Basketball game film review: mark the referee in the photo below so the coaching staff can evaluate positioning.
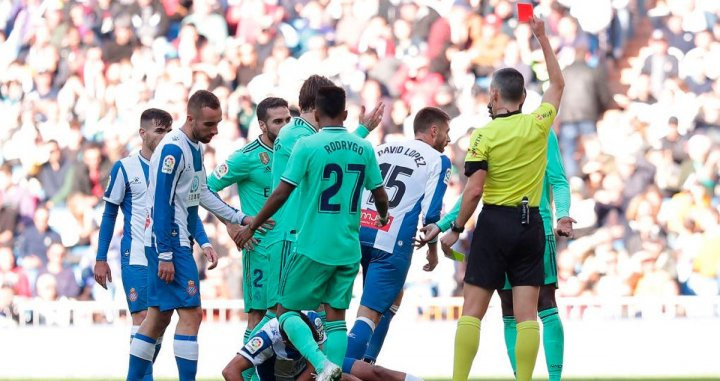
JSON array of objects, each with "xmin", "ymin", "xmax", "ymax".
[{"xmin": 441, "ymin": 17, "xmax": 564, "ymax": 381}]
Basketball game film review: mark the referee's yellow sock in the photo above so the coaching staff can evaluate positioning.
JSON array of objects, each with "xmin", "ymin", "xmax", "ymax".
[
  {"xmin": 515, "ymin": 320, "xmax": 540, "ymax": 381},
  {"xmin": 452, "ymin": 316, "xmax": 480, "ymax": 381}
]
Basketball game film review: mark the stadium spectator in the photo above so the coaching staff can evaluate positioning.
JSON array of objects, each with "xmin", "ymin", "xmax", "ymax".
[
  {"xmin": 15, "ymin": 205, "xmax": 61, "ymax": 270},
  {"xmin": 39, "ymin": 243, "xmax": 80, "ymax": 299},
  {"xmin": 0, "ymin": 246, "xmax": 31, "ymax": 298}
]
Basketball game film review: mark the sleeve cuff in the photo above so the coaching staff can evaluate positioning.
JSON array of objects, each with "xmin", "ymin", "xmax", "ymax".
[
  {"xmin": 437, "ymin": 219, "xmax": 452, "ymax": 233},
  {"xmin": 356, "ymin": 124, "xmax": 369, "ymax": 137},
  {"xmin": 201, "ymin": 243, "xmax": 213, "ymax": 249},
  {"xmin": 158, "ymin": 252, "xmax": 173, "ymax": 261},
  {"xmin": 281, "ymin": 177, "xmax": 298, "ymax": 186},
  {"xmin": 231, "ymin": 211, "xmax": 246, "ymax": 224}
]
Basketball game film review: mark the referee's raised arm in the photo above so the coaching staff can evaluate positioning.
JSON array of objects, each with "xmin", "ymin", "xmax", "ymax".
[
  {"xmin": 443, "ymin": 16, "xmax": 564, "ymax": 381},
  {"xmin": 533, "ymin": 16, "xmax": 565, "ymax": 112}
]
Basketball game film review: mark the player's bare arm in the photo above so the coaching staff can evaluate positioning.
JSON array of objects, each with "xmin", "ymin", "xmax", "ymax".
[{"xmin": 370, "ymin": 186, "xmax": 390, "ymax": 226}]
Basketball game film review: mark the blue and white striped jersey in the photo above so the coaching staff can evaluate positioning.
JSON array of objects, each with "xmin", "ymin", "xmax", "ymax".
[
  {"xmin": 239, "ymin": 311, "xmax": 325, "ymax": 374},
  {"xmin": 103, "ymin": 153, "xmax": 150, "ymax": 266},
  {"xmin": 359, "ymin": 139, "xmax": 451, "ymax": 254},
  {"xmin": 144, "ymin": 128, "xmax": 244, "ymax": 261}
]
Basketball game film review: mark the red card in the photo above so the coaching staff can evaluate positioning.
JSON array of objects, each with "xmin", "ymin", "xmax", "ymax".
[{"xmin": 517, "ymin": 3, "xmax": 533, "ymax": 23}]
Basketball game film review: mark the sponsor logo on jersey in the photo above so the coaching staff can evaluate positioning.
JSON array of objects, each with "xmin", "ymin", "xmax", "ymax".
[
  {"xmin": 191, "ymin": 176, "xmax": 200, "ymax": 192},
  {"xmin": 360, "ymin": 209, "xmax": 393, "ymax": 232},
  {"xmin": 145, "ymin": 213, "xmax": 151, "ymax": 229},
  {"xmin": 214, "ymin": 163, "xmax": 229, "ymax": 178},
  {"xmin": 443, "ymin": 168, "xmax": 451, "ymax": 185},
  {"xmin": 128, "ymin": 288, "xmax": 138, "ymax": 302},
  {"xmin": 130, "ymin": 176, "xmax": 142, "ymax": 185},
  {"xmin": 259, "ymin": 152, "xmax": 270, "ymax": 165},
  {"xmin": 161, "ymin": 155, "xmax": 175, "ymax": 174},
  {"xmin": 187, "ymin": 280, "xmax": 197, "ymax": 296},
  {"xmin": 246, "ymin": 337, "xmax": 264, "ymax": 354}
]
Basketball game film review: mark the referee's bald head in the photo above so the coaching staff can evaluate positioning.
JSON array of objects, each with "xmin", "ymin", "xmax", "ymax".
[{"xmin": 490, "ymin": 68, "xmax": 525, "ymax": 103}]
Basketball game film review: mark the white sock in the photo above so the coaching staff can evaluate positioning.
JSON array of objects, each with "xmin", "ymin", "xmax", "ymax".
[
  {"xmin": 130, "ymin": 325, "xmax": 140, "ymax": 343},
  {"xmin": 405, "ymin": 374, "xmax": 423, "ymax": 381}
]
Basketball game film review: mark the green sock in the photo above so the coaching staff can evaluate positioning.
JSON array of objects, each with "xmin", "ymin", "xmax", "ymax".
[
  {"xmin": 279, "ymin": 312, "xmax": 329, "ymax": 372},
  {"xmin": 502, "ymin": 316, "xmax": 517, "ymax": 375},
  {"xmin": 539, "ymin": 308, "xmax": 564, "ymax": 381},
  {"xmin": 323, "ymin": 320, "xmax": 348, "ymax": 366},
  {"xmin": 452, "ymin": 316, "xmax": 480, "ymax": 381},
  {"xmin": 247, "ymin": 312, "xmax": 275, "ymax": 381},
  {"xmin": 241, "ymin": 328, "xmax": 254, "ymax": 381},
  {"xmin": 515, "ymin": 320, "xmax": 540, "ymax": 381},
  {"xmin": 318, "ymin": 309, "xmax": 327, "ymax": 328}
]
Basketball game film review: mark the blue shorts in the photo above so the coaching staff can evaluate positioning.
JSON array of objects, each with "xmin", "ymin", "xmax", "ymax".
[
  {"xmin": 121, "ymin": 264, "xmax": 148, "ymax": 314},
  {"xmin": 146, "ymin": 246, "xmax": 201, "ymax": 312},
  {"xmin": 359, "ymin": 245, "xmax": 412, "ymax": 314}
]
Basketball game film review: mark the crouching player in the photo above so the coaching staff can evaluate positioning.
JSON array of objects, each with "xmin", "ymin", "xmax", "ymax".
[{"xmin": 222, "ymin": 312, "xmax": 423, "ymax": 381}]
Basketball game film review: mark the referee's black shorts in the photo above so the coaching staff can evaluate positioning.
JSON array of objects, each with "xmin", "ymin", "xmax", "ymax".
[{"xmin": 464, "ymin": 204, "xmax": 545, "ymax": 290}]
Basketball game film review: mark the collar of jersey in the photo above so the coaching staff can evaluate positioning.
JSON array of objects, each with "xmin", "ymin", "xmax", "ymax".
[
  {"xmin": 296, "ymin": 117, "xmax": 318, "ymax": 133},
  {"xmin": 137, "ymin": 152, "xmax": 150, "ymax": 165},
  {"xmin": 322, "ymin": 126, "xmax": 347, "ymax": 132},
  {"xmin": 180, "ymin": 130, "xmax": 200, "ymax": 148},
  {"xmin": 493, "ymin": 109, "xmax": 522, "ymax": 119},
  {"xmin": 257, "ymin": 136, "xmax": 273, "ymax": 151}
]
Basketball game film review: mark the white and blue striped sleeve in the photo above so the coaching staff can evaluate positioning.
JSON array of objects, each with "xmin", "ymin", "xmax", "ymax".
[
  {"xmin": 153, "ymin": 144, "xmax": 184, "ymax": 261},
  {"xmin": 103, "ymin": 161, "xmax": 127, "ymax": 205},
  {"xmin": 420, "ymin": 155, "xmax": 452, "ymax": 225}
]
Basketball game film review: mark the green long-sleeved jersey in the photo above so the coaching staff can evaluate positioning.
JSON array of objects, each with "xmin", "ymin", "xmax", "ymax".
[{"xmin": 438, "ymin": 130, "xmax": 569, "ymax": 235}]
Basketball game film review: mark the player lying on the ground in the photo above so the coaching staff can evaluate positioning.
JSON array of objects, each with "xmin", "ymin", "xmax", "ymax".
[{"xmin": 222, "ymin": 311, "xmax": 423, "ymax": 381}]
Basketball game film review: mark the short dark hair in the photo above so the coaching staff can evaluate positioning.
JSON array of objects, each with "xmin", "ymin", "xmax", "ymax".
[
  {"xmin": 256, "ymin": 97, "xmax": 289, "ymax": 123},
  {"xmin": 187, "ymin": 90, "xmax": 221, "ymax": 114},
  {"xmin": 491, "ymin": 68, "xmax": 525, "ymax": 102},
  {"xmin": 140, "ymin": 108, "xmax": 173, "ymax": 128},
  {"xmin": 315, "ymin": 86, "xmax": 346, "ymax": 119},
  {"xmin": 413, "ymin": 107, "xmax": 450, "ymax": 134},
  {"xmin": 299, "ymin": 75, "xmax": 335, "ymax": 112}
]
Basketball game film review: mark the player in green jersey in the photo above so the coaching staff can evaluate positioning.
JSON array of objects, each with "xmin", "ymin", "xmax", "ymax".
[
  {"xmin": 236, "ymin": 86, "xmax": 389, "ymax": 381},
  {"xmin": 419, "ymin": 129, "xmax": 575, "ymax": 381},
  {"xmin": 208, "ymin": 97, "xmax": 291, "ymax": 381},
  {"xmin": 230, "ymin": 75, "xmax": 384, "ymax": 330}
]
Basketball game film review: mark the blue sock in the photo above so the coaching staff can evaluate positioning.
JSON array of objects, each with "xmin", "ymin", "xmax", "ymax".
[
  {"xmin": 141, "ymin": 336, "xmax": 163, "ymax": 381},
  {"xmin": 342, "ymin": 357, "xmax": 357, "ymax": 374},
  {"xmin": 364, "ymin": 305, "xmax": 397, "ymax": 362},
  {"xmin": 128, "ymin": 334, "xmax": 156, "ymax": 381},
  {"xmin": 174, "ymin": 335, "xmax": 198, "ymax": 381},
  {"xmin": 153, "ymin": 336, "xmax": 163, "ymax": 362},
  {"xmin": 346, "ymin": 317, "xmax": 375, "ymax": 360}
]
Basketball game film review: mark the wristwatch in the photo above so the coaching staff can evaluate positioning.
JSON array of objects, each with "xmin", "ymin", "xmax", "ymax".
[{"xmin": 450, "ymin": 221, "xmax": 465, "ymax": 233}]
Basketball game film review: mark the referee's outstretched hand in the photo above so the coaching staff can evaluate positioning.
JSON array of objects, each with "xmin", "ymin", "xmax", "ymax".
[{"xmin": 556, "ymin": 216, "xmax": 576, "ymax": 238}]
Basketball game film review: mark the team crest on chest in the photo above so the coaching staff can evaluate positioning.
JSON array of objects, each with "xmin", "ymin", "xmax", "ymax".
[
  {"xmin": 259, "ymin": 152, "xmax": 270, "ymax": 165},
  {"xmin": 187, "ymin": 280, "xmax": 197, "ymax": 296},
  {"xmin": 191, "ymin": 176, "xmax": 200, "ymax": 192},
  {"xmin": 128, "ymin": 288, "xmax": 138, "ymax": 302}
]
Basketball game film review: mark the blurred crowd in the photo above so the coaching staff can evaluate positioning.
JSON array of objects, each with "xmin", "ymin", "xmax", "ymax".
[{"xmin": 1, "ymin": 0, "xmax": 719, "ymax": 325}]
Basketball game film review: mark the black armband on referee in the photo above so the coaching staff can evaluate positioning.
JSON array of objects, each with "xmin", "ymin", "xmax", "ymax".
[{"xmin": 465, "ymin": 160, "xmax": 488, "ymax": 177}]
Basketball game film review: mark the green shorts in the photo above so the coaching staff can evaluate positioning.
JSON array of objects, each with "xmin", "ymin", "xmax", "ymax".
[
  {"xmin": 265, "ymin": 239, "xmax": 295, "ymax": 308},
  {"xmin": 242, "ymin": 245, "xmax": 270, "ymax": 312},
  {"xmin": 503, "ymin": 234, "xmax": 557, "ymax": 290},
  {"xmin": 278, "ymin": 251, "xmax": 359, "ymax": 311}
]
